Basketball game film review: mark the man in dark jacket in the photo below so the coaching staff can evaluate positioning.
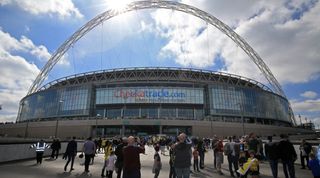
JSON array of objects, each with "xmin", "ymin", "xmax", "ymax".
[
  {"xmin": 278, "ymin": 134, "xmax": 297, "ymax": 178},
  {"xmin": 115, "ymin": 137, "xmax": 127, "ymax": 178},
  {"xmin": 50, "ymin": 138, "xmax": 61, "ymax": 159},
  {"xmin": 173, "ymin": 133, "xmax": 192, "ymax": 178},
  {"xmin": 63, "ymin": 136, "xmax": 77, "ymax": 172},
  {"xmin": 300, "ymin": 139, "xmax": 312, "ymax": 169},
  {"xmin": 123, "ymin": 136, "xmax": 145, "ymax": 178},
  {"xmin": 265, "ymin": 136, "xmax": 279, "ymax": 178},
  {"xmin": 197, "ymin": 139, "xmax": 206, "ymax": 169}
]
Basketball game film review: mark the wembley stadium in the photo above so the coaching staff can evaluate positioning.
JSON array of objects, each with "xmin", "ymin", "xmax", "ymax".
[
  {"xmin": 0, "ymin": 1, "xmax": 315, "ymax": 139},
  {"xmin": 1, "ymin": 67, "xmax": 307, "ymax": 139}
]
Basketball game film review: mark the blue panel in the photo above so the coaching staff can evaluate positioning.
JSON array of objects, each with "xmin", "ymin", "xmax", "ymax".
[{"xmin": 208, "ymin": 85, "xmax": 291, "ymax": 123}]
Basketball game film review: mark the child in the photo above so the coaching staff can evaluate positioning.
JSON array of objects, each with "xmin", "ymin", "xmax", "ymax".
[
  {"xmin": 101, "ymin": 141, "xmax": 113, "ymax": 177},
  {"xmin": 193, "ymin": 147, "xmax": 200, "ymax": 172},
  {"xmin": 153, "ymin": 145, "xmax": 162, "ymax": 178},
  {"xmin": 308, "ymin": 153, "xmax": 320, "ymax": 178},
  {"xmin": 248, "ymin": 150, "xmax": 259, "ymax": 178},
  {"xmin": 238, "ymin": 150, "xmax": 259, "ymax": 178}
]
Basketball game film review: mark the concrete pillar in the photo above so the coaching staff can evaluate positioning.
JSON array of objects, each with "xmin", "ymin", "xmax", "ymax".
[
  {"xmin": 159, "ymin": 125, "xmax": 163, "ymax": 134},
  {"xmin": 121, "ymin": 125, "xmax": 125, "ymax": 136}
]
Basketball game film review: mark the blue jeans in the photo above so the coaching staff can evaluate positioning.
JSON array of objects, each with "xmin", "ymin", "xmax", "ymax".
[
  {"xmin": 175, "ymin": 167, "xmax": 190, "ymax": 178},
  {"xmin": 282, "ymin": 160, "xmax": 295, "ymax": 178},
  {"xmin": 269, "ymin": 159, "xmax": 278, "ymax": 178}
]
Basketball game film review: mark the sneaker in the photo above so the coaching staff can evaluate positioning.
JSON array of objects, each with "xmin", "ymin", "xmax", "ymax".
[{"xmin": 70, "ymin": 168, "xmax": 74, "ymax": 172}]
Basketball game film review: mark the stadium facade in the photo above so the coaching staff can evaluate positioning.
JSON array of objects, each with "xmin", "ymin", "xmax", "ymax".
[{"xmin": 1, "ymin": 67, "xmax": 312, "ymax": 139}]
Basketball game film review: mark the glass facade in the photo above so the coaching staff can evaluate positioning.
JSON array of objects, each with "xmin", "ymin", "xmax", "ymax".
[
  {"xmin": 209, "ymin": 85, "xmax": 290, "ymax": 123},
  {"xmin": 97, "ymin": 106, "xmax": 204, "ymax": 120},
  {"xmin": 18, "ymin": 86, "xmax": 91, "ymax": 122},
  {"xmin": 96, "ymin": 87, "xmax": 204, "ymax": 104},
  {"xmin": 17, "ymin": 72, "xmax": 292, "ymax": 126}
]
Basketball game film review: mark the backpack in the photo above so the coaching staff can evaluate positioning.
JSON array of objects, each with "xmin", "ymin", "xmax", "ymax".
[{"xmin": 224, "ymin": 142, "xmax": 232, "ymax": 155}]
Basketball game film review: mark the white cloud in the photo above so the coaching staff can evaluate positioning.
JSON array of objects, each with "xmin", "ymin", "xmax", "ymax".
[
  {"xmin": 143, "ymin": 0, "xmax": 320, "ymax": 85},
  {"xmin": 0, "ymin": 0, "xmax": 83, "ymax": 19},
  {"xmin": 148, "ymin": 9, "xmax": 225, "ymax": 68},
  {"xmin": 291, "ymin": 98, "xmax": 320, "ymax": 126},
  {"xmin": 0, "ymin": 30, "xmax": 51, "ymax": 61},
  {"xmin": 0, "ymin": 49, "xmax": 40, "ymax": 122},
  {"xmin": 311, "ymin": 117, "xmax": 320, "ymax": 128},
  {"xmin": 0, "ymin": 28, "xmax": 54, "ymax": 122},
  {"xmin": 291, "ymin": 99, "xmax": 320, "ymax": 112},
  {"xmin": 300, "ymin": 91, "xmax": 318, "ymax": 99}
]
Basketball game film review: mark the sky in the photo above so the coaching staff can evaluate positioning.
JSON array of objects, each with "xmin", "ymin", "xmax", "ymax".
[{"xmin": 0, "ymin": 0, "xmax": 319, "ymax": 127}]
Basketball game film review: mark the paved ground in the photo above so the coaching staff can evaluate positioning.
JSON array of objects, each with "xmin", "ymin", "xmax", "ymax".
[{"xmin": 0, "ymin": 146, "xmax": 314, "ymax": 178}]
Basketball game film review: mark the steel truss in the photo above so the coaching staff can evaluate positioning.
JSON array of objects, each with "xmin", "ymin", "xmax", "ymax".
[
  {"xmin": 25, "ymin": 0, "xmax": 295, "ymax": 124},
  {"xmin": 40, "ymin": 67, "xmax": 272, "ymax": 92}
]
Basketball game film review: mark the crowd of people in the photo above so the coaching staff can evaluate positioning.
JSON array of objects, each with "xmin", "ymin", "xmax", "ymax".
[{"xmin": 29, "ymin": 132, "xmax": 320, "ymax": 178}]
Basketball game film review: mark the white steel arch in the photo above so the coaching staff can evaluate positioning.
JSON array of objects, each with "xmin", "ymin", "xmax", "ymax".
[
  {"xmin": 28, "ymin": 0, "xmax": 284, "ymax": 96},
  {"xmin": 26, "ymin": 0, "xmax": 295, "ymax": 124}
]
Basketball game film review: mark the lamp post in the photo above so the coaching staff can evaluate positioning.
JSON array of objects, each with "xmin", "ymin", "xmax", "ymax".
[
  {"xmin": 95, "ymin": 114, "xmax": 101, "ymax": 137},
  {"xmin": 55, "ymin": 100, "xmax": 63, "ymax": 138},
  {"xmin": 237, "ymin": 103, "xmax": 245, "ymax": 136}
]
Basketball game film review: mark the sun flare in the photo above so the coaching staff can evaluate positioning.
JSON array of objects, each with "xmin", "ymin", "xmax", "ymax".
[{"xmin": 107, "ymin": 0, "xmax": 131, "ymax": 11}]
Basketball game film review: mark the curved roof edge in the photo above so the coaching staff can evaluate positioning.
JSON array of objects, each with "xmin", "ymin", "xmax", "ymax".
[{"xmin": 37, "ymin": 67, "xmax": 273, "ymax": 93}]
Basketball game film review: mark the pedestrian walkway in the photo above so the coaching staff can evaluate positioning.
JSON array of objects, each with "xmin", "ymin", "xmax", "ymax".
[{"xmin": 0, "ymin": 146, "xmax": 314, "ymax": 178}]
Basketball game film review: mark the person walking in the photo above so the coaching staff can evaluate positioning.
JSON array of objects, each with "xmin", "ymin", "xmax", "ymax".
[
  {"xmin": 122, "ymin": 136, "xmax": 145, "ymax": 178},
  {"xmin": 101, "ymin": 140, "xmax": 113, "ymax": 177},
  {"xmin": 63, "ymin": 136, "xmax": 77, "ymax": 172},
  {"xmin": 231, "ymin": 136, "xmax": 241, "ymax": 177},
  {"xmin": 82, "ymin": 137, "xmax": 96, "ymax": 173},
  {"xmin": 225, "ymin": 136, "xmax": 239, "ymax": 177},
  {"xmin": 197, "ymin": 139, "xmax": 206, "ymax": 169},
  {"xmin": 169, "ymin": 143, "xmax": 176, "ymax": 178},
  {"xmin": 50, "ymin": 138, "xmax": 61, "ymax": 159},
  {"xmin": 115, "ymin": 137, "xmax": 127, "ymax": 178},
  {"xmin": 278, "ymin": 134, "xmax": 297, "ymax": 178},
  {"xmin": 308, "ymin": 153, "xmax": 320, "ymax": 178},
  {"xmin": 212, "ymin": 135, "xmax": 219, "ymax": 169},
  {"xmin": 30, "ymin": 139, "xmax": 50, "ymax": 164},
  {"xmin": 248, "ymin": 133, "xmax": 260, "ymax": 156},
  {"xmin": 300, "ymin": 139, "xmax": 312, "ymax": 169},
  {"xmin": 173, "ymin": 133, "xmax": 192, "ymax": 178},
  {"xmin": 105, "ymin": 151, "xmax": 117, "ymax": 178},
  {"xmin": 216, "ymin": 139, "xmax": 224, "ymax": 175},
  {"xmin": 192, "ymin": 147, "xmax": 200, "ymax": 172},
  {"xmin": 153, "ymin": 145, "xmax": 162, "ymax": 178},
  {"xmin": 264, "ymin": 136, "xmax": 279, "ymax": 178}
]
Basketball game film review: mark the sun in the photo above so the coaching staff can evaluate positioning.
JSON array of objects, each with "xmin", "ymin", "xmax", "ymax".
[{"xmin": 107, "ymin": 0, "xmax": 132, "ymax": 11}]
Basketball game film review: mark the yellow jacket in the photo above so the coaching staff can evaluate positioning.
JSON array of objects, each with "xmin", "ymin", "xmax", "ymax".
[
  {"xmin": 104, "ymin": 145, "xmax": 112, "ymax": 160},
  {"xmin": 248, "ymin": 157, "xmax": 259, "ymax": 171}
]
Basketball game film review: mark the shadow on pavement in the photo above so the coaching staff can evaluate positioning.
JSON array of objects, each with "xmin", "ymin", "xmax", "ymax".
[
  {"xmin": 27, "ymin": 163, "xmax": 39, "ymax": 167},
  {"xmin": 56, "ymin": 172, "xmax": 71, "ymax": 178},
  {"xmin": 75, "ymin": 172, "xmax": 92, "ymax": 178}
]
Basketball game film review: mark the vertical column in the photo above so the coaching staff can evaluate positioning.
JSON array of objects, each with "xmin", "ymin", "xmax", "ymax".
[
  {"xmin": 159, "ymin": 125, "xmax": 163, "ymax": 135},
  {"xmin": 121, "ymin": 125, "xmax": 125, "ymax": 136},
  {"xmin": 54, "ymin": 119, "xmax": 59, "ymax": 138}
]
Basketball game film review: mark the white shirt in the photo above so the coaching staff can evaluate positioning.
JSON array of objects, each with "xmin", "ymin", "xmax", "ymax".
[{"xmin": 106, "ymin": 155, "xmax": 117, "ymax": 171}]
